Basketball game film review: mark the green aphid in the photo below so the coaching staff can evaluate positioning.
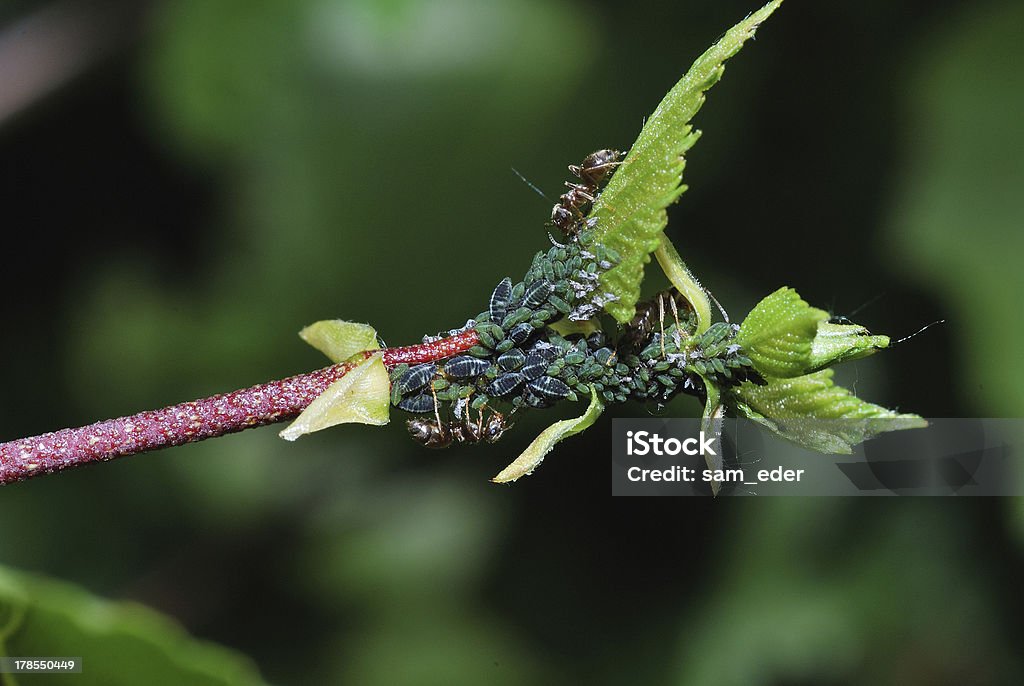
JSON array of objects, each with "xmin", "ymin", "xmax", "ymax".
[
  {"xmin": 657, "ymin": 374, "xmax": 674, "ymax": 387},
  {"xmin": 712, "ymin": 358, "xmax": 726, "ymax": 374},
  {"xmin": 468, "ymin": 345, "xmax": 492, "ymax": 358},
  {"xmin": 694, "ymin": 360, "xmax": 708, "ymax": 375},
  {"xmin": 564, "ymin": 374, "xmax": 579, "ymax": 386},
  {"xmin": 477, "ymin": 328, "xmax": 498, "ymax": 349},
  {"xmin": 653, "ymin": 360, "xmax": 671, "ymax": 372},
  {"xmin": 566, "ymin": 391, "xmax": 578, "ymax": 402},
  {"xmin": 471, "ymin": 395, "xmax": 488, "ymax": 411},
  {"xmin": 510, "ymin": 282, "xmax": 525, "ymax": 301},
  {"xmin": 542, "ymin": 261, "xmax": 555, "ymax": 281},
  {"xmin": 548, "ymin": 295, "xmax": 571, "ymax": 314},
  {"xmin": 432, "ymin": 378, "xmax": 449, "ymax": 391},
  {"xmin": 501, "ymin": 307, "xmax": 534, "ymax": 330},
  {"xmin": 565, "ymin": 351, "xmax": 586, "ymax": 365},
  {"xmin": 389, "ymin": 363, "xmax": 410, "ymax": 383},
  {"xmin": 602, "ymin": 390, "xmax": 615, "ymax": 402},
  {"xmin": 495, "ymin": 339, "xmax": 515, "ymax": 354},
  {"xmin": 477, "ymin": 322, "xmax": 504, "ymax": 340}
]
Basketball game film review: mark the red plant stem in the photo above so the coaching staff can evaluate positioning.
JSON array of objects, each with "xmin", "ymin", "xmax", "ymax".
[{"xmin": 0, "ymin": 330, "xmax": 479, "ymax": 485}]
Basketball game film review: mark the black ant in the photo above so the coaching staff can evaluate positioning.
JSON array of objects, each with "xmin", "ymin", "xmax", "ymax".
[
  {"xmin": 550, "ymin": 149, "xmax": 623, "ymax": 238},
  {"xmin": 618, "ymin": 289, "xmax": 692, "ymax": 357},
  {"xmin": 407, "ymin": 391, "xmax": 511, "ymax": 449}
]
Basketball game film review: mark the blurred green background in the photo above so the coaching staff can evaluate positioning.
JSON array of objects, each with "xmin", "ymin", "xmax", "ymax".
[{"xmin": 2, "ymin": 0, "xmax": 1023, "ymax": 683}]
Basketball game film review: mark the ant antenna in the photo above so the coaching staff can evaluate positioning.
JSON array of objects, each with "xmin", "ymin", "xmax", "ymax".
[
  {"xmin": 511, "ymin": 167, "xmax": 550, "ymax": 202},
  {"xmin": 893, "ymin": 320, "xmax": 945, "ymax": 345},
  {"xmin": 706, "ymin": 288, "xmax": 730, "ymax": 323}
]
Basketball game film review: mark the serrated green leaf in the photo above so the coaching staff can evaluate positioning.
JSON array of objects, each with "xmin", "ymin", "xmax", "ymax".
[
  {"xmin": 809, "ymin": 321, "xmax": 890, "ymax": 371},
  {"xmin": 738, "ymin": 287, "xmax": 828, "ymax": 377},
  {"xmin": 733, "ymin": 370, "xmax": 926, "ymax": 453},
  {"xmin": 0, "ymin": 565, "xmax": 265, "ymax": 686},
  {"xmin": 299, "ymin": 320, "xmax": 379, "ymax": 363},
  {"xmin": 280, "ymin": 354, "xmax": 390, "ymax": 440},
  {"xmin": 654, "ymin": 235, "xmax": 713, "ymax": 333},
  {"xmin": 588, "ymin": 0, "xmax": 783, "ymax": 323},
  {"xmin": 491, "ymin": 388, "xmax": 603, "ymax": 483}
]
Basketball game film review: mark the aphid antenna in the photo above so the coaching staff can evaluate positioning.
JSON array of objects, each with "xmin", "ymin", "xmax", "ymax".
[
  {"xmin": 510, "ymin": 167, "xmax": 550, "ymax": 203},
  {"xmin": 848, "ymin": 293, "xmax": 885, "ymax": 318},
  {"xmin": 893, "ymin": 320, "xmax": 946, "ymax": 346}
]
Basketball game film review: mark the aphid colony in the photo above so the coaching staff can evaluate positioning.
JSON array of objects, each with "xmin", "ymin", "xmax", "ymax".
[{"xmin": 391, "ymin": 148, "xmax": 762, "ymax": 448}]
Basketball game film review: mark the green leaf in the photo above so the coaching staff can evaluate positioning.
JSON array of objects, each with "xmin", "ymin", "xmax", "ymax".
[
  {"xmin": 808, "ymin": 321, "xmax": 890, "ymax": 371},
  {"xmin": 491, "ymin": 388, "xmax": 604, "ymax": 483},
  {"xmin": 733, "ymin": 370, "xmax": 926, "ymax": 453},
  {"xmin": 588, "ymin": 0, "xmax": 783, "ymax": 323},
  {"xmin": 654, "ymin": 235, "xmax": 713, "ymax": 334},
  {"xmin": 280, "ymin": 354, "xmax": 390, "ymax": 441},
  {"xmin": 299, "ymin": 320, "xmax": 379, "ymax": 363},
  {"xmin": 0, "ymin": 565, "xmax": 265, "ymax": 686},
  {"xmin": 738, "ymin": 287, "xmax": 828, "ymax": 378}
]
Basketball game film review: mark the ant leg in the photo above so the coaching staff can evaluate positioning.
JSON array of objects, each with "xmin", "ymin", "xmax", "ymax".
[
  {"xmin": 658, "ymin": 293, "xmax": 666, "ymax": 359},
  {"xmin": 430, "ymin": 384, "xmax": 442, "ymax": 428},
  {"xmin": 669, "ymin": 294, "xmax": 682, "ymax": 350}
]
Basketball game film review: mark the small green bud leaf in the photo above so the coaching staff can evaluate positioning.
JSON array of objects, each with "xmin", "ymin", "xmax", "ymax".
[
  {"xmin": 492, "ymin": 387, "xmax": 604, "ymax": 483},
  {"xmin": 299, "ymin": 320, "xmax": 379, "ymax": 363},
  {"xmin": 808, "ymin": 321, "xmax": 890, "ymax": 371},
  {"xmin": 280, "ymin": 354, "xmax": 390, "ymax": 440},
  {"xmin": 732, "ymin": 370, "xmax": 926, "ymax": 453},
  {"xmin": 738, "ymin": 287, "xmax": 828, "ymax": 378}
]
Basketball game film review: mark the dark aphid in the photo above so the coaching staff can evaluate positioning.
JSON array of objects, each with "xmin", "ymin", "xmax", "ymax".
[
  {"xmin": 508, "ymin": 322, "xmax": 534, "ymax": 345},
  {"xmin": 569, "ymin": 149, "xmax": 623, "ymax": 187},
  {"xmin": 528, "ymin": 344, "xmax": 558, "ymax": 361},
  {"xmin": 398, "ymin": 393, "xmax": 435, "ymax": 414},
  {"xmin": 488, "ymin": 372, "xmax": 525, "ymax": 397},
  {"xmin": 497, "ymin": 348, "xmax": 526, "ymax": 371},
  {"xmin": 594, "ymin": 347, "xmax": 615, "ymax": 366},
  {"xmin": 519, "ymin": 353, "xmax": 548, "ymax": 381},
  {"xmin": 445, "ymin": 356, "xmax": 491, "ymax": 379},
  {"xmin": 522, "ymin": 279, "xmax": 554, "ymax": 308},
  {"xmin": 528, "ymin": 376, "xmax": 571, "ymax": 401},
  {"xmin": 489, "ymin": 278, "xmax": 513, "ymax": 322},
  {"xmin": 396, "ymin": 364, "xmax": 437, "ymax": 395}
]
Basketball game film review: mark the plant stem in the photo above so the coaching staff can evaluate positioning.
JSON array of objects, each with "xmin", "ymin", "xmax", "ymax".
[{"xmin": 0, "ymin": 330, "xmax": 479, "ymax": 485}]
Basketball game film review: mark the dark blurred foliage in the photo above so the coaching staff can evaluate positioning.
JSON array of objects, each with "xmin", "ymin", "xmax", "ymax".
[{"xmin": 1, "ymin": 0, "xmax": 1023, "ymax": 683}]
